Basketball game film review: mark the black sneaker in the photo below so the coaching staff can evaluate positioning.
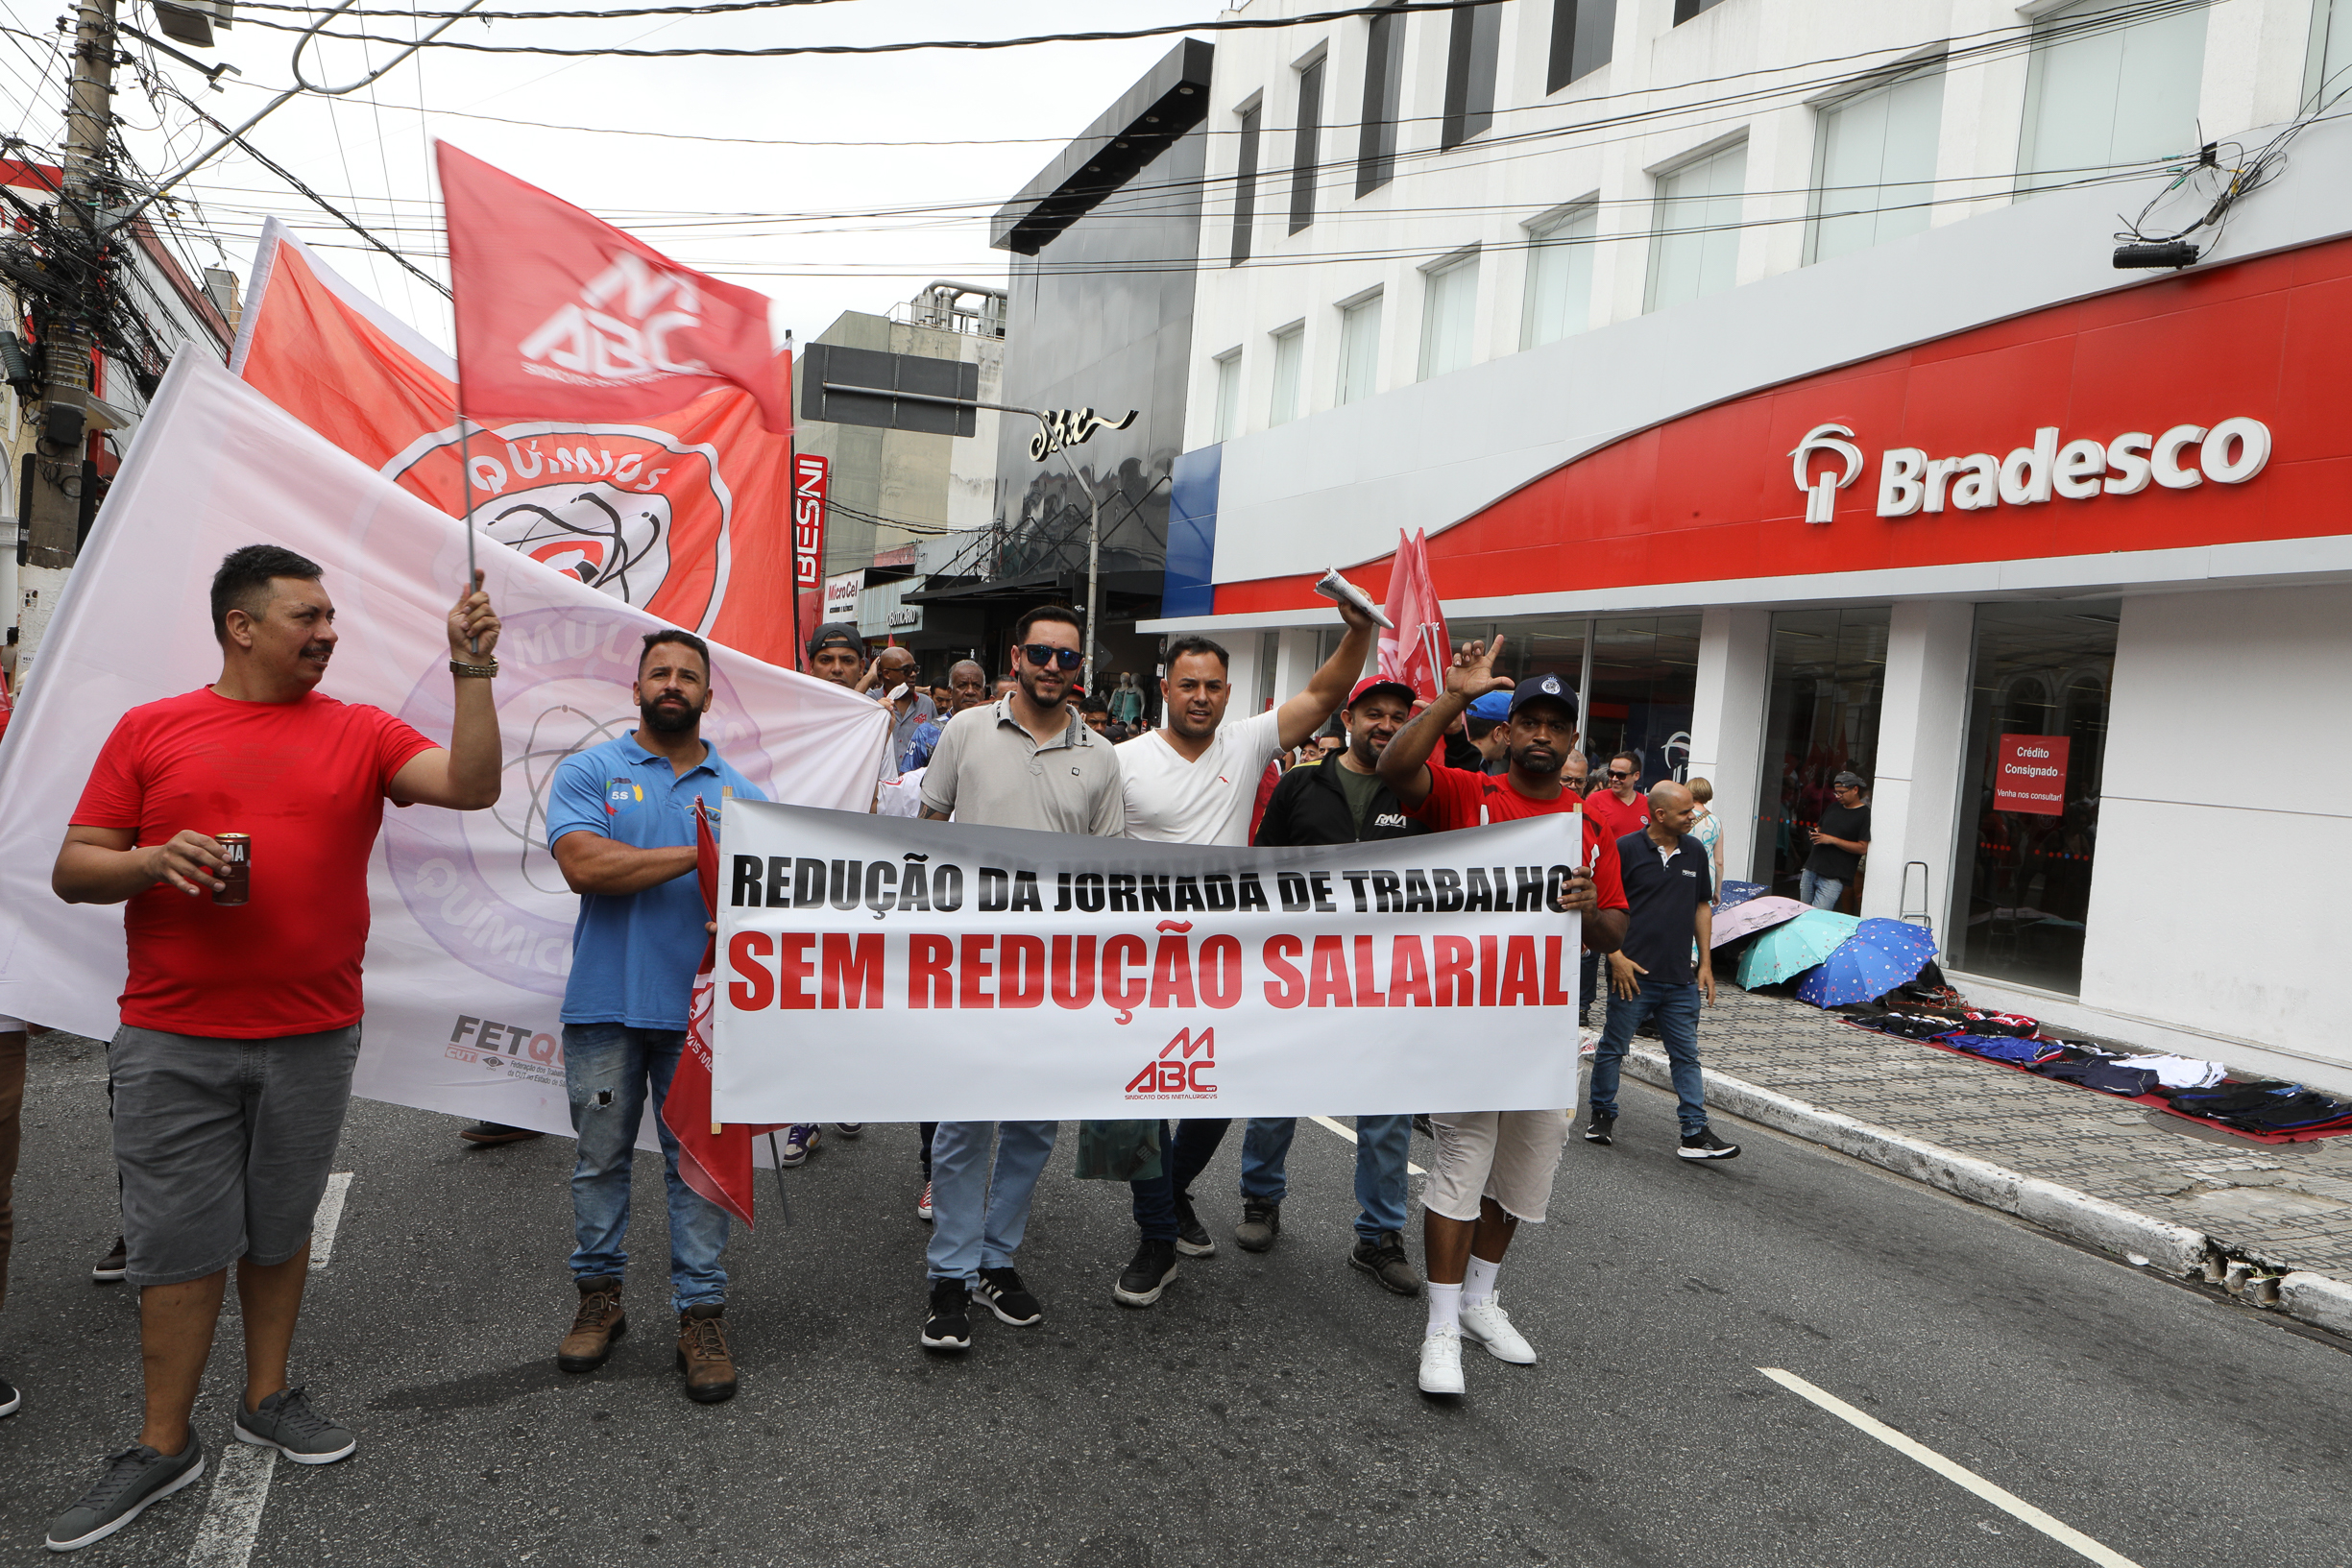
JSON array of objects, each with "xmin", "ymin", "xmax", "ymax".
[
  {"xmin": 975, "ymin": 1266, "xmax": 1044, "ymax": 1327},
  {"xmin": 1679, "ymin": 1127, "xmax": 1741, "ymax": 1161},
  {"xmin": 1412, "ymin": 1114, "xmax": 1434, "ymax": 1137},
  {"xmin": 0, "ymin": 1375, "xmax": 18, "ymax": 1418},
  {"xmin": 1348, "ymin": 1231, "xmax": 1423, "ymax": 1296},
  {"xmin": 920, "ymin": 1278, "xmax": 972, "ymax": 1351},
  {"xmin": 1582, "ymin": 1114, "xmax": 1615, "ymax": 1146},
  {"xmin": 91, "ymin": 1237, "xmax": 126, "ymax": 1283},
  {"xmin": 1234, "ymin": 1197, "xmax": 1280, "ymax": 1253},
  {"xmin": 1173, "ymin": 1194, "xmax": 1217, "ymax": 1258},
  {"xmin": 44, "ymin": 1435, "xmax": 205, "ymax": 1552},
  {"xmin": 1113, "ymin": 1239, "xmax": 1178, "ymax": 1307}
]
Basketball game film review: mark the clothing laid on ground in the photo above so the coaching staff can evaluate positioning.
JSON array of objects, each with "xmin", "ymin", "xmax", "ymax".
[
  {"xmin": 1582, "ymin": 786, "xmax": 1651, "ymax": 847},
  {"xmin": 1613, "ymin": 828, "xmax": 1713, "ymax": 986},
  {"xmin": 547, "ymin": 733, "xmax": 767, "ymax": 1030},
  {"xmin": 1253, "ymin": 756, "xmax": 1431, "ymax": 847},
  {"xmin": 71, "ymin": 687, "xmax": 438, "ymax": 1035},
  {"xmin": 2032, "ymin": 1057, "xmax": 2162, "ymax": 1097},
  {"xmin": 1117, "ymin": 708, "xmax": 1285, "ymax": 846},
  {"xmin": 2118, "ymin": 1053, "xmax": 2229, "ymax": 1090},
  {"xmin": 1940, "ymin": 1033, "xmax": 2068, "ymax": 1065},
  {"xmin": 919, "ymin": 698, "xmax": 1124, "ymax": 834},
  {"xmin": 1806, "ymin": 802, "xmax": 1872, "ymax": 881},
  {"xmin": 1404, "ymin": 767, "xmax": 1631, "ymax": 915}
]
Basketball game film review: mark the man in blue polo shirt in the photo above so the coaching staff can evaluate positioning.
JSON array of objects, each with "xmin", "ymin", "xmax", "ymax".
[
  {"xmin": 1582, "ymin": 779, "xmax": 1739, "ymax": 1161},
  {"xmin": 543, "ymin": 630, "xmax": 766, "ymax": 1403}
]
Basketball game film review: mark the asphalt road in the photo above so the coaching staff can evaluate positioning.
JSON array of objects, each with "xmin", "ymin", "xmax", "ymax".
[{"xmin": 2, "ymin": 1027, "xmax": 2348, "ymax": 1568}]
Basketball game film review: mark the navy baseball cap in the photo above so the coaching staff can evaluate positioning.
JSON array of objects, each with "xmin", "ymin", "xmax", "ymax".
[
  {"xmin": 1507, "ymin": 671, "xmax": 1578, "ymax": 723},
  {"xmin": 1465, "ymin": 690, "xmax": 1513, "ymax": 723}
]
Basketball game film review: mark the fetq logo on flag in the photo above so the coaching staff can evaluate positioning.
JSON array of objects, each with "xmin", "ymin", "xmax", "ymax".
[{"xmin": 437, "ymin": 143, "xmax": 792, "ymax": 433}]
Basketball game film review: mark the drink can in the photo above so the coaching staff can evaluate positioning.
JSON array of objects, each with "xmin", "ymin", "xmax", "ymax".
[{"xmin": 214, "ymin": 833, "xmax": 251, "ymax": 906}]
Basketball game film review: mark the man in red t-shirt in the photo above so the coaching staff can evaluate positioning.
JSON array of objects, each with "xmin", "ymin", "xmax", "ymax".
[
  {"xmin": 1584, "ymin": 749, "xmax": 1652, "ymax": 845},
  {"xmin": 41, "ymin": 543, "xmax": 504, "ymax": 1552},
  {"xmin": 1376, "ymin": 636, "xmax": 1629, "ymax": 1401}
]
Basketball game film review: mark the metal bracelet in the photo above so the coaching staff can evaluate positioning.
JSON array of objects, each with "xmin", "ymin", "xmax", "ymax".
[{"xmin": 449, "ymin": 659, "xmax": 500, "ymax": 679}]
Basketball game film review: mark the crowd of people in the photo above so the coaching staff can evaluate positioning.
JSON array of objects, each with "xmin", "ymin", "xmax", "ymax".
[{"xmin": 0, "ymin": 544, "xmax": 1753, "ymax": 1551}]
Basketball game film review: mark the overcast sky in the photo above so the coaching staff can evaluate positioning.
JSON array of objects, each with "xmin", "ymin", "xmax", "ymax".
[{"xmin": 14, "ymin": 0, "xmax": 1220, "ymax": 352}]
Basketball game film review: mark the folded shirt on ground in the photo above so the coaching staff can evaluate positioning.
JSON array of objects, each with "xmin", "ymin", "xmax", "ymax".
[
  {"xmin": 1941, "ymin": 1033, "xmax": 2067, "ymax": 1065},
  {"xmin": 2116, "ymin": 1052, "xmax": 2229, "ymax": 1090},
  {"xmin": 2033, "ymin": 1056, "xmax": 2161, "ymax": 1097}
]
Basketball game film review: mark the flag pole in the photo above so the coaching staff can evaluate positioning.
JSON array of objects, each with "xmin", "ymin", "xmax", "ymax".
[{"xmin": 456, "ymin": 410, "xmax": 480, "ymax": 653}]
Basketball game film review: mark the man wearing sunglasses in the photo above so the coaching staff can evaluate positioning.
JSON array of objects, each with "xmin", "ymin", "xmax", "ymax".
[
  {"xmin": 1107, "ymin": 599, "xmax": 1378, "ymax": 1309},
  {"xmin": 1584, "ymin": 751, "xmax": 1651, "ymax": 849},
  {"xmin": 913, "ymin": 605, "xmax": 1123, "ymax": 1353}
]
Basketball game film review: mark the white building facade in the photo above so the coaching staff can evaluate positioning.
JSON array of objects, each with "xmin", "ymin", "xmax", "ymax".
[{"xmin": 1148, "ymin": 0, "xmax": 2352, "ymax": 1088}]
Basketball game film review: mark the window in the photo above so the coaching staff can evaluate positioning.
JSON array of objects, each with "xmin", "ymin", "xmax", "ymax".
[
  {"xmin": 1357, "ymin": 1, "xmax": 1406, "ymax": 196},
  {"xmin": 1948, "ymin": 601, "xmax": 2119, "ymax": 994},
  {"xmin": 1212, "ymin": 350, "xmax": 1242, "ymax": 442},
  {"xmin": 1753, "ymin": 608, "xmax": 1890, "ymax": 905},
  {"xmin": 1230, "ymin": 105, "xmax": 1261, "ymax": 267},
  {"xmin": 1442, "ymin": 2, "xmax": 1501, "ymax": 150},
  {"xmin": 1672, "ymin": 0, "xmax": 1732, "ymax": 21},
  {"xmin": 1269, "ymin": 325, "xmax": 1304, "ymax": 426},
  {"xmin": 1645, "ymin": 140, "xmax": 1747, "ymax": 313},
  {"xmin": 1547, "ymin": 0, "xmax": 1614, "ymax": 92},
  {"xmin": 1521, "ymin": 205, "xmax": 1597, "ymax": 349},
  {"xmin": 1290, "ymin": 56, "xmax": 1324, "ymax": 234},
  {"xmin": 1337, "ymin": 292, "xmax": 1383, "ymax": 405},
  {"xmin": 2309, "ymin": 0, "xmax": 2352, "ymax": 109},
  {"xmin": 1418, "ymin": 253, "xmax": 1479, "ymax": 380},
  {"xmin": 1808, "ymin": 64, "xmax": 1945, "ymax": 265},
  {"xmin": 2017, "ymin": 0, "xmax": 2206, "ymax": 196}
]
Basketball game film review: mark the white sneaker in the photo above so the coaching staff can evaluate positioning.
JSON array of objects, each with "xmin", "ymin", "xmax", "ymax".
[
  {"xmin": 1418, "ymin": 1326, "xmax": 1466, "ymax": 1395},
  {"xmin": 1577, "ymin": 1026, "xmax": 1601, "ymax": 1057},
  {"xmin": 1459, "ymin": 1293, "xmax": 1537, "ymax": 1364},
  {"xmin": 916, "ymin": 1180, "xmax": 934, "ymax": 1221}
]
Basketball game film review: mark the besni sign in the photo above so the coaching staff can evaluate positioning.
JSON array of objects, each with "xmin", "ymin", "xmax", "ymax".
[{"xmin": 792, "ymin": 453, "xmax": 829, "ymax": 590}]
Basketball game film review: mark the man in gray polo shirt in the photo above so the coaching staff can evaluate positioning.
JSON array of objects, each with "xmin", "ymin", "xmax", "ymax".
[{"xmin": 914, "ymin": 604, "xmax": 1121, "ymax": 1352}]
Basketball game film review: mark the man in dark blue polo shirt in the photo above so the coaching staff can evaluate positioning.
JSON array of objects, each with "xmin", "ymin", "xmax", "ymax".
[
  {"xmin": 1583, "ymin": 780, "xmax": 1738, "ymax": 1161},
  {"xmin": 543, "ymin": 630, "xmax": 767, "ymax": 1402}
]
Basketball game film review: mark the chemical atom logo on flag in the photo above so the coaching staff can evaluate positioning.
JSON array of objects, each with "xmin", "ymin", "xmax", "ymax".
[
  {"xmin": 380, "ymin": 421, "xmax": 733, "ymax": 631},
  {"xmin": 1126, "ymin": 1028, "xmax": 1219, "ymax": 1100},
  {"xmin": 517, "ymin": 253, "xmax": 713, "ymax": 392}
]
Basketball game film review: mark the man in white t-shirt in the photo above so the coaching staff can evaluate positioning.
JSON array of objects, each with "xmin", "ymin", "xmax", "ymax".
[{"xmin": 1107, "ymin": 601, "xmax": 1377, "ymax": 1309}]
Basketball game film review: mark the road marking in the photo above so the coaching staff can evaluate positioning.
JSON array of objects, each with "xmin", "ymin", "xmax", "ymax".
[
  {"xmin": 184, "ymin": 1443, "xmax": 277, "ymax": 1568},
  {"xmin": 1309, "ymin": 1116, "xmax": 1427, "ymax": 1176},
  {"xmin": 1758, "ymin": 1368, "xmax": 2144, "ymax": 1568},
  {"xmin": 309, "ymin": 1172, "xmax": 354, "ymax": 1268}
]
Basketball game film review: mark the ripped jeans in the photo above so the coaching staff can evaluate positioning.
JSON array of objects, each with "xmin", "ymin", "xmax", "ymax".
[{"xmin": 563, "ymin": 1023, "xmax": 729, "ymax": 1313}]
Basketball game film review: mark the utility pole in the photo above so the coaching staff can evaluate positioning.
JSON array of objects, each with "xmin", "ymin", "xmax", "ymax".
[{"xmin": 14, "ymin": 0, "xmax": 119, "ymax": 683}]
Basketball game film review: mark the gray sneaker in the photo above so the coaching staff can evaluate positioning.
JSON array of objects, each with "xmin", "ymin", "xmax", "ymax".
[
  {"xmin": 45, "ymin": 1435, "xmax": 205, "ymax": 1552},
  {"xmin": 232, "ymin": 1386, "xmax": 355, "ymax": 1465}
]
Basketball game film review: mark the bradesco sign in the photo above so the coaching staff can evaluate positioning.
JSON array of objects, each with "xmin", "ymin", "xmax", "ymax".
[{"xmin": 1793, "ymin": 418, "xmax": 2272, "ymax": 524}]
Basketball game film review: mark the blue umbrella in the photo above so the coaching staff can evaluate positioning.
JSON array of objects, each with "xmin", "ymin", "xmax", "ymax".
[
  {"xmin": 1716, "ymin": 880, "xmax": 1768, "ymax": 911},
  {"xmin": 1796, "ymin": 918, "xmax": 1941, "ymax": 1007},
  {"xmin": 1734, "ymin": 910, "xmax": 1858, "ymax": 987}
]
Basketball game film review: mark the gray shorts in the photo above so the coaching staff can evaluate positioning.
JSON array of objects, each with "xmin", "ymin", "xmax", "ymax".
[{"xmin": 109, "ymin": 1024, "xmax": 361, "ymax": 1288}]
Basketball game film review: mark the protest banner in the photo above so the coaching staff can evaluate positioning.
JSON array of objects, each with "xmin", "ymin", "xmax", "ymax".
[
  {"xmin": 0, "ymin": 350, "xmax": 886, "ymax": 1138},
  {"xmin": 713, "ymin": 801, "xmax": 1588, "ymax": 1123},
  {"xmin": 229, "ymin": 219, "xmax": 805, "ymax": 668}
]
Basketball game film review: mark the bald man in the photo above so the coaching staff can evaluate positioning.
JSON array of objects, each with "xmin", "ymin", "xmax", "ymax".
[{"xmin": 1582, "ymin": 781, "xmax": 1738, "ymax": 1161}]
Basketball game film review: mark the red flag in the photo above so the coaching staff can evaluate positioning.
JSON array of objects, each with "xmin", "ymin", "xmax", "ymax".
[
  {"xmin": 437, "ymin": 143, "xmax": 791, "ymax": 433},
  {"xmin": 662, "ymin": 798, "xmax": 775, "ymax": 1226},
  {"xmin": 1379, "ymin": 528, "xmax": 1449, "ymax": 703}
]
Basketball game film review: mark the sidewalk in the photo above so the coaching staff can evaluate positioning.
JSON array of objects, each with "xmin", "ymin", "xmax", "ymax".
[{"xmin": 1621, "ymin": 984, "xmax": 2352, "ymax": 1322}]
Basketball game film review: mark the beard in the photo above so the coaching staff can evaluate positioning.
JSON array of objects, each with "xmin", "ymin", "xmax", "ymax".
[
  {"xmin": 640, "ymin": 694, "xmax": 700, "ymax": 736},
  {"xmin": 1511, "ymin": 741, "xmax": 1563, "ymax": 776}
]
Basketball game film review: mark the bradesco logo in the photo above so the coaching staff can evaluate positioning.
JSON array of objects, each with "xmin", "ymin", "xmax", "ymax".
[
  {"xmin": 1791, "ymin": 417, "xmax": 2271, "ymax": 524},
  {"xmin": 1127, "ymin": 1027, "xmax": 1217, "ymax": 1100}
]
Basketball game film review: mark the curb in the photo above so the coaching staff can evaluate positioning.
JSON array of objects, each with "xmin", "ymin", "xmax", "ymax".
[{"xmin": 1618, "ymin": 1049, "xmax": 2352, "ymax": 1339}]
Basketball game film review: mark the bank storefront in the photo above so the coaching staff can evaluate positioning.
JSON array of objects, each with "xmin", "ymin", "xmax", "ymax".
[{"xmin": 1147, "ymin": 160, "xmax": 2352, "ymax": 1091}]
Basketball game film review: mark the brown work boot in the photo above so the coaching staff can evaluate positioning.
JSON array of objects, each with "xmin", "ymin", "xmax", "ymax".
[
  {"xmin": 555, "ymin": 1276, "xmax": 626, "ymax": 1373},
  {"xmin": 675, "ymin": 1303, "xmax": 739, "ymax": 1404}
]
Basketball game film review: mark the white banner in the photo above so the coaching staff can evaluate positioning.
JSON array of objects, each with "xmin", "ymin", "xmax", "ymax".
[
  {"xmin": 713, "ymin": 801, "xmax": 1587, "ymax": 1122},
  {"xmin": 0, "ymin": 351, "xmax": 886, "ymax": 1138}
]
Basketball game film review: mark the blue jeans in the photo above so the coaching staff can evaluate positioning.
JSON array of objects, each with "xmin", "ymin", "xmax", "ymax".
[
  {"xmin": 927, "ymin": 1121, "xmax": 1057, "ymax": 1283},
  {"xmin": 1239, "ymin": 1116, "xmax": 1414, "ymax": 1240},
  {"xmin": 1130, "ymin": 1119, "xmax": 1231, "ymax": 1241},
  {"xmin": 562, "ymin": 1023, "xmax": 729, "ymax": 1314},
  {"xmin": 1588, "ymin": 979, "xmax": 1709, "ymax": 1136},
  {"xmin": 1799, "ymin": 870, "xmax": 1846, "ymax": 910}
]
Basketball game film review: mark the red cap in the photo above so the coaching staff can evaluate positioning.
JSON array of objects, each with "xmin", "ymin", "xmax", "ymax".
[{"xmin": 1346, "ymin": 674, "xmax": 1418, "ymax": 709}]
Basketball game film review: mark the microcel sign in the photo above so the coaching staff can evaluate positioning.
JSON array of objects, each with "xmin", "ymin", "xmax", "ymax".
[{"xmin": 1793, "ymin": 417, "xmax": 2273, "ymax": 524}]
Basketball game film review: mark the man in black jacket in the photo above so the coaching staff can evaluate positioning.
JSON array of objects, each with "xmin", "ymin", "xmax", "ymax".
[{"xmin": 1242, "ymin": 676, "xmax": 1427, "ymax": 1294}]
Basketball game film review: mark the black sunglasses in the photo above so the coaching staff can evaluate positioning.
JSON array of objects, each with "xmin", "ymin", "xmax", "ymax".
[
  {"xmin": 1020, "ymin": 643, "xmax": 1082, "ymax": 671},
  {"xmin": 1607, "ymin": 768, "xmax": 1637, "ymax": 780}
]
